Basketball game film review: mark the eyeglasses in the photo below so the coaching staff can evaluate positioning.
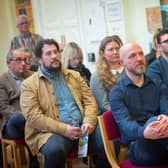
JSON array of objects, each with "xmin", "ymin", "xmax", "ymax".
[
  {"xmin": 10, "ymin": 57, "xmax": 32, "ymax": 65},
  {"xmin": 18, "ymin": 22, "xmax": 29, "ymax": 26},
  {"xmin": 160, "ymin": 39, "xmax": 168, "ymax": 44}
]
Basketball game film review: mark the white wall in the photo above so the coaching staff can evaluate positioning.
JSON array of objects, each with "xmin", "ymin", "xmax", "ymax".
[
  {"xmin": 0, "ymin": 0, "xmax": 17, "ymax": 73},
  {"xmin": 123, "ymin": 0, "xmax": 160, "ymax": 54},
  {"xmin": 32, "ymin": 0, "xmax": 161, "ymax": 72},
  {"xmin": 78, "ymin": 0, "xmax": 107, "ymax": 72},
  {"xmin": 0, "ymin": 0, "xmax": 161, "ymax": 73}
]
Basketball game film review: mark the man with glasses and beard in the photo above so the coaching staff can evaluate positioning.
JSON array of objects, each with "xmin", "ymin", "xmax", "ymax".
[
  {"xmin": 20, "ymin": 39, "xmax": 97, "ymax": 168},
  {"xmin": 110, "ymin": 43, "xmax": 168, "ymax": 166},
  {"xmin": 147, "ymin": 28, "xmax": 168, "ymax": 84}
]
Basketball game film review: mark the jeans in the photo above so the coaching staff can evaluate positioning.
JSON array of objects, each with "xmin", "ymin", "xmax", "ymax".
[
  {"xmin": 129, "ymin": 116, "xmax": 168, "ymax": 166},
  {"xmin": 40, "ymin": 134, "xmax": 77, "ymax": 168},
  {"xmin": 3, "ymin": 113, "xmax": 25, "ymax": 139}
]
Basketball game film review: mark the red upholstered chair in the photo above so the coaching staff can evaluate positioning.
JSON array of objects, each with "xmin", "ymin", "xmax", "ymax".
[
  {"xmin": 37, "ymin": 148, "xmax": 93, "ymax": 168},
  {"xmin": 98, "ymin": 110, "xmax": 168, "ymax": 168},
  {"xmin": 1, "ymin": 138, "xmax": 29, "ymax": 168}
]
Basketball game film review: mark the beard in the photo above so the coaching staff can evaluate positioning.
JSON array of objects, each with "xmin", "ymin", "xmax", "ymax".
[
  {"xmin": 128, "ymin": 66, "xmax": 146, "ymax": 76},
  {"xmin": 43, "ymin": 62, "xmax": 62, "ymax": 73},
  {"xmin": 133, "ymin": 68, "xmax": 146, "ymax": 75},
  {"xmin": 127, "ymin": 62, "xmax": 146, "ymax": 76}
]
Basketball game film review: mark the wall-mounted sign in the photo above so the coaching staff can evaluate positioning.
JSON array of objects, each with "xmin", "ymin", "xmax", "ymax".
[{"xmin": 106, "ymin": 2, "xmax": 121, "ymax": 22}]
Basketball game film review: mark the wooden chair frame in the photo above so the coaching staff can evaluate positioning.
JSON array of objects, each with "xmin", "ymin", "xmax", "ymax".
[
  {"xmin": 1, "ymin": 138, "xmax": 29, "ymax": 168},
  {"xmin": 98, "ymin": 114, "xmax": 121, "ymax": 168}
]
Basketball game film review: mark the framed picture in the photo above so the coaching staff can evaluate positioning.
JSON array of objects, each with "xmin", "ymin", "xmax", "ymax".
[{"xmin": 146, "ymin": 7, "xmax": 162, "ymax": 33}]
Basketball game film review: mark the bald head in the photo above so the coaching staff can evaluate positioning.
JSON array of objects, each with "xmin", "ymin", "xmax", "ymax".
[
  {"xmin": 120, "ymin": 42, "xmax": 146, "ymax": 77},
  {"xmin": 120, "ymin": 43, "xmax": 143, "ymax": 59}
]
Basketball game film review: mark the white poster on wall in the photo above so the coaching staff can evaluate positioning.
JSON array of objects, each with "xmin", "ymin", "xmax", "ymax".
[
  {"xmin": 107, "ymin": 2, "xmax": 122, "ymax": 21},
  {"xmin": 87, "ymin": 0, "xmax": 107, "ymax": 42}
]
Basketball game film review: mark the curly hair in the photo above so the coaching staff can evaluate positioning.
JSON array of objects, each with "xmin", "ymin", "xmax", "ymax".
[
  {"xmin": 34, "ymin": 39, "xmax": 59, "ymax": 59},
  {"xmin": 97, "ymin": 35, "xmax": 122, "ymax": 91}
]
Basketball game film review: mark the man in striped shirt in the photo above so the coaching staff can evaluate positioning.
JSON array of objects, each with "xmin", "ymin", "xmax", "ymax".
[{"xmin": 10, "ymin": 14, "xmax": 43, "ymax": 71}]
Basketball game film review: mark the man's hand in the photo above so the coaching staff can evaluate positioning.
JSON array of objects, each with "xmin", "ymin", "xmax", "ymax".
[
  {"xmin": 64, "ymin": 125, "xmax": 81, "ymax": 140},
  {"xmin": 80, "ymin": 123, "xmax": 94, "ymax": 136},
  {"xmin": 157, "ymin": 114, "xmax": 168, "ymax": 136},
  {"xmin": 143, "ymin": 115, "xmax": 168, "ymax": 139},
  {"xmin": 143, "ymin": 120, "xmax": 161, "ymax": 139}
]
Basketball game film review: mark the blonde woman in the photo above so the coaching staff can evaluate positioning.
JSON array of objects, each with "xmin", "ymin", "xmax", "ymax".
[
  {"xmin": 90, "ymin": 35, "xmax": 124, "ymax": 114},
  {"xmin": 62, "ymin": 42, "xmax": 91, "ymax": 86},
  {"xmin": 90, "ymin": 35, "xmax": 124, "ymax": 168}
]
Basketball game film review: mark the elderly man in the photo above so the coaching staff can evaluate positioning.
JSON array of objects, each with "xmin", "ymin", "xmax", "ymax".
[
  {"xmin": 20, "ymin": 39, "xmax": 97, "ymax": 168},
  {"xmin": 0, "ymin": 48, "xmax": 33, "ymax": 139},
  {"xmin": 110, "ymin": 43, "xmax": 168, "ymax": 166},
  {"xmin": 10, "ymin": 14, "xmax": 43, "ymax": 71}
]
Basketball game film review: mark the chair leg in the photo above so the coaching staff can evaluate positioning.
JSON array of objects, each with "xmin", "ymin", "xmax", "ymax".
[
  {"xmin": 66, "ymin": 158, "xmax": 73, "ymax": 168},
  {"xmin": 87, "ymin": 155, "xmax": 93, "ymax": 168},
  {"xmin": 1, "ymin": 138, "xmax": 29, "ymax": 168},
  {"xmin": 37, "ymin": 152, "xmax": 44, "ymax": 168},
  {"xmin": 13, "ymin": 144, "xmax": 20, "ymax": 168},
  {"xmin": 18, "ymin": 146, "xmax": 29, "ymax": 165},
  {"xmin": 1, "ymin": 141, "xmax": 9, "ymax": 168}
]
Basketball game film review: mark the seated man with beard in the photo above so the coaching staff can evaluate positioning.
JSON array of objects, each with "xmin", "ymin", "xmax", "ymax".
[
  {"xmin": 20, "ymin": 39, "xmax": 97, "ymax": 168},
  {"xmin": 110, "ymin": 42, "xmax": 168, "ymax": 166}
]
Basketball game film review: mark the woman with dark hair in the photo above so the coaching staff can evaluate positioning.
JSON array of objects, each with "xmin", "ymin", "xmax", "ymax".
[{"xmin": 145, "ymin": 28, "xmax": 161, "ymax": 66}]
